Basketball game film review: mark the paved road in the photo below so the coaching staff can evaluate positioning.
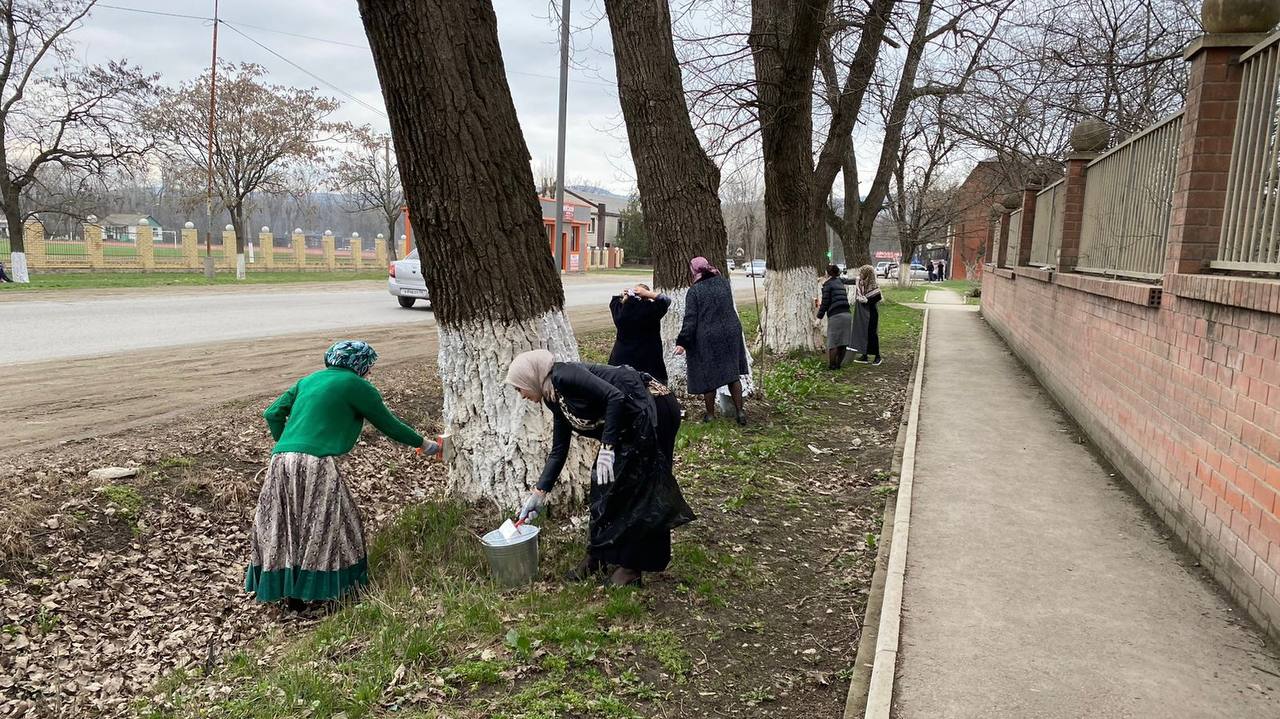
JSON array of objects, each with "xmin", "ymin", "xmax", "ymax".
[
  {"xmin": 1, "ymin": 274, "xmax": 762, "ymax": 456},
  {"xmin": 894, "ymin": 307, "xmax": 1280, "ymax": 717},
  {"xmin": 2, "ymin": 273, "xmax": 759, "ymax": 366}
]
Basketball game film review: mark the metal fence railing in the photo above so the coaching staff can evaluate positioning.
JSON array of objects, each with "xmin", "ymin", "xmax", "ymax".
[
  {"xmin": 1218, "ymin": 33, "xmax": 1280, "ymax": 272},
  {"xmin": 1006, "ymin": 209, "xmax": 1022, "ymax": 266},
  {"xmin": 1030, "ymin": 180, "xmax": 1065, "ymax": 266},
  {"xmin": 1077, "ymin": 111, "xmax": 1182, "ymax": 279}
]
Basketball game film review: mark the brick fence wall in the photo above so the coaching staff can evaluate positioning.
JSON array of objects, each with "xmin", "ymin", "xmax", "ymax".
[{"xmin": 981, "ymin": 269, "xmax": 1280, "ymax": 641}]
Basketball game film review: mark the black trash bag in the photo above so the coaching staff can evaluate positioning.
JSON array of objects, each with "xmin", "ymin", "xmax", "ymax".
[{"xmin": 587, "ymin": 412, "xmax": 695, "ymax": 555}]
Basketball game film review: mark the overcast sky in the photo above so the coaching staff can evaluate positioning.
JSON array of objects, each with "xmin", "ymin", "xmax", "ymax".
[{"xmin": 75, "ymin": 1, "xmax": 885, "ymax": 199}]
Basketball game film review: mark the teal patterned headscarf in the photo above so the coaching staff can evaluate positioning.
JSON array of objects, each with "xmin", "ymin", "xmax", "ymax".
[{"xmin": 325, "ymin": 340, "xmax": 378, "ymax": 376}]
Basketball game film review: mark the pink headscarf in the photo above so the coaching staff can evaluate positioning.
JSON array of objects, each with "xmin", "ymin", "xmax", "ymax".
[{"xmin": 689, "ymin": 256, "xmax": 720, "ymax": 283}]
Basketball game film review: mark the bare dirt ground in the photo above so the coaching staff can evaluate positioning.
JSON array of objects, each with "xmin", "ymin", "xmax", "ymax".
[
  {"xmin": 1, "ymin": 308, "xmax": 617, "ymax": 458},
  {"xmin": 1, "ymin": 294, "xmax": 909, "ymax": 719}
]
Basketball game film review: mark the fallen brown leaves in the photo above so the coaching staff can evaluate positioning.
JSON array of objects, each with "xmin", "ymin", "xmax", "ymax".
[{"xmin": 0, "ymin": 364, "xmax": 448, "ymax": 718}]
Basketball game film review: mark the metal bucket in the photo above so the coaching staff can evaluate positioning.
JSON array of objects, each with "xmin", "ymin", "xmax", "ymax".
[{"xmin": 479, "ymin": 525, "xmax": 540, "ymax": 588}]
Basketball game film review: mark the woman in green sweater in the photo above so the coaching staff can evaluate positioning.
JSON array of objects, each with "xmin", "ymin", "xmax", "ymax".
[{"xmin": 246, "ymin": 340, "xmax": 439, "ymax": 610}]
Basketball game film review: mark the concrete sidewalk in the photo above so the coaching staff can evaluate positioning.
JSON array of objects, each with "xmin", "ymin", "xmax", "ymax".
[{"xmin": 894, "ymin": 309, "xmax": 1280, "ymax": 717}]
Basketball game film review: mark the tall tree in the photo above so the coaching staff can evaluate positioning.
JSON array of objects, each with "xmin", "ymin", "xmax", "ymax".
[
  {"xmin": 357, "ymin": 0, "xmax": 590, "ymax": 507},
  {"xmin": 826, "ymin": 0, "xmax": 1007, "ymax": 269},
  {"xmin": 0, "ymin": 0, "xmax": 155, "ymax": 282},
  {"xmin": 749, "ymin": 0, "xmax": 830, "ymax": 351},
  {"xmin": 888, "ymin": 98, "xmax": 963, "ymax": 284},
  {"xmin": 605, "ymin": 0, "xmax": 744, "ymax": 391},
  {"xmin": 148, "ymin": 62, "xmax": 343, "ymax": 279},
  {"xmin": 331, "ymin": 127, "xmax": 403, "ymax": 260}
]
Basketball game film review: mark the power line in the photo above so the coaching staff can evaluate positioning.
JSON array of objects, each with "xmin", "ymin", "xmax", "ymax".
[
  {"xmin": 219, "ymin": 22, "xmax": 388, "ymax": 117},
  {"xmin": 93, "ymin": 3, "xmax": 616, "ymax": 97},
  {"xmin": 95, "ymin": 2, "xmax": 210, "ymax": 22}
]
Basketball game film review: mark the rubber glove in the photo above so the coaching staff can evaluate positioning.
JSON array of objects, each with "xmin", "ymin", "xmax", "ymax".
[
  {"xmin": 595, "ymin": 446, "xmax": 616, "ymax": 485},
  {"xmin": 518, "ymin": 490, "xmax": 547, "ymax": 522},
  {"xmin": 419, "ymin": 437, "xmax": 441, "ymax": 457}
]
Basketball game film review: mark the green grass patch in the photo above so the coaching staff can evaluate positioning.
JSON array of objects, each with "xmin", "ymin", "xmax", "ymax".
[
  {"xmin": 97, "ymin": 484, "xmax": 144, "ymax": 521},
  {"xmin": 145, "ymin": 302, "xmax": 923, "ymax": 718},
  {"xmin": 0, "ymin": 270, "xmax": 387, "ymax": 291}
]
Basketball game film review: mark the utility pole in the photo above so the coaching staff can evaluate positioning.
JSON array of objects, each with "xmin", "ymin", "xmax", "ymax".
[
  {"xmin": 551, "ymin": 0, "xmax": 571, "ymax": 274},
  {"xmin": 203, "ymin": 0, "xmax": 220, "ymax": 280}
]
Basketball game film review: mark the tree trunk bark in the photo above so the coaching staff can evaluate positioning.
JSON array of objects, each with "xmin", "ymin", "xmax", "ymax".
[
  {"xmin": 386, "ymin": 217, "xmax": 398, "ymax": 262},
  {"xmin": 3, "ymin": 186, "xmax": 28, "ymax": 282},
  {"xmin": 358, "ymin": 0, "xmax": 591, "ymax": 508},
  {"xmin": 229, "ymin": 204, "xmax": 248, "ymax": 280},
  {"xmin": 605, "ymin": 0, "xmax": 752, "ymax": 394},
  {"xmin": 750, "ymin": 0, "xmax": 829, "ymax": 352}
]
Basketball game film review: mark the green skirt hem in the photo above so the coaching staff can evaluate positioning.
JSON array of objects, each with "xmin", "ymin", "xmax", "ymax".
[{"xmin": 244, "ymin": 558, "xmax": 368, "ymax": 602}]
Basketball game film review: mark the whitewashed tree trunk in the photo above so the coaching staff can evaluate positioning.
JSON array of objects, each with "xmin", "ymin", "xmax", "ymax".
[
  {"xmin": 236, "ymin": 253, "xmax": 246, "ymax": 280},
  {"xmin": 438, "ymin": 309, "xmax": 594, "ymax": 511},
  {"xmin": 762, "ymin": 267, "xmax": 819, "ymax": 352},
  {"xmin": 9, "ymin": 252, "xmax": 29, "ymax": 283}
]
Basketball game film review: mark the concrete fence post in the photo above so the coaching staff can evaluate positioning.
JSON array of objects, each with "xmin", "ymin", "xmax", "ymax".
[
  {"xmin": 85, "ymin": 217, "xmax": 104, "ymax": 269},
  {"xmin": 24, "ymin": 220, "xmax": 45, "ymax": 269},
  {"xmin": 292, "ymin": 228, "xmax": 305, "ymax": 270},
  {"xmin": 1164, "ymin": 32, "xmax": 1267, "ymax": 275},
  {"xmin": 222, "ymin": 225, "xmax": 237, "ymax": 268},
  {"xmin": 136, "ymin": 220, "xmax": 155, "ymax": 271},
  {"xmin": 375, "ymin": 233, "xmax": 388, "ymax": 267},
  {"xmin": 351, "ymin": 233, "xmax": 363, "ymax": 271},
  {"xmin": 259, "ymin": 227, "xmax": 274, "ymax": 270},
  {"xmin": 322, "ymin": 230, "xmax": 336, "ymax": 271},
  {"xmin": 181, "ymin": 222, "xmax": 199, "ymax": 269}
]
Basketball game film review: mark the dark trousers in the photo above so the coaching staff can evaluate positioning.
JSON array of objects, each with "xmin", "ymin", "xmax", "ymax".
[{"xmin": 866, "ymin": 303, "xmax": 880, "ymax": 358}]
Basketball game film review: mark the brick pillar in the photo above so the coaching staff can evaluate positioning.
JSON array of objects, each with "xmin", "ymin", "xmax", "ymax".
[
  {"xmin": 24, "ymin": 220, "xmax": 45, "ymax": 268},
  {"xmin": 1164, "ymin": 34, "xmax": 1266, "ymax": 275},
  {"xmin": 993, "ymin": 207, "xmax": 1011, "ymax": 268},
  {"xmin": 1018, "ymin": 187, "xmax": 1040, "ymax": 266},
  {"xmin": 222, "ymin": 226, "xmax": 237, "ymax": 268},
  {"xmin": 136, "ymin": 223, "xmax": 155, "ymax": 271},
  {"xmin": 351, "ymin": 234, "xmax": 363, "ymax": 271},
  {"xmin": 85, "ymin": 221, "xmax": 104, "ymax": 269},
  {"xmin": 259, "ymin": 228, "xmax": 274, "ymax": 270},
  {"xmin": 375, "ymin": 233, "xmax": 388, "ymax": 267},
  {"xmin": 181, "ymin": 224, "xmax": 199, "ymax": 269},
  {"xmin": 322, "ymin": 231, "xmax": 336, "ymax": 271},
  {"xmin": 1056, "ymin": 154, "xmax": 1095, "ymax": 271}
]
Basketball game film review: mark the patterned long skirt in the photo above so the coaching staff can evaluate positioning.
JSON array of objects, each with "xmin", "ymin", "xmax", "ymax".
[{"xmin": 244, "ymin": 452, "xmax": 369, "ymax": 602}]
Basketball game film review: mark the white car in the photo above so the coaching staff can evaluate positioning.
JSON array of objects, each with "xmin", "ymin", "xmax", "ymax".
[
  {"xmin": 875, "ymin": 261, "xmax": 891, "ymax": 277},
  {"xmin": 745, "ymin": 260, "xmax": 766, "ymax": 278},
  {"xmin": 725, "ymin": 258, "xmax": 737, "ymax": 270},
  {"xmin": 388, "ymin": 248, "xmax": 431, "ymax": 308},
  {"xmin": 888, "ymin": 263, "xmax": 929, "ymax": 281}
]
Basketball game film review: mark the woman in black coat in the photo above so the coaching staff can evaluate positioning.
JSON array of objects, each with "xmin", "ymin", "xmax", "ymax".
[
  {"xmin": 675, "ymin": 257, "xmax": 750, "ymax": 425},
  {"xmin": 608, "ymin": 284, "xmax": 680, "ymax": 462},
  {"xmin": 507, "ymin": 350, "xmax": 693, "ymax": 587},
  {"xmin": 608, "ymin": 284, "xmax": 671, "ymax": 384}
]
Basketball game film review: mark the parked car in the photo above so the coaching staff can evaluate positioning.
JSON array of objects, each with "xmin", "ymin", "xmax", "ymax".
[
  {"xmin": 725, "ymin": 258, "xmax": 737, "ymax": 270},
  {"xmin": 888, "ymin": 263, "xmax": 929, "ymax": 281},
  {"xmin": 875, "ymin": 261, "xmax": 891, "ymax": 277},
  {"xmin": 745, "ymin": 259, "xmax": 767, "ymax": 278},
  {"xmin": 388, "ymin": 248, "xmax": 431, "ymax": 308}
]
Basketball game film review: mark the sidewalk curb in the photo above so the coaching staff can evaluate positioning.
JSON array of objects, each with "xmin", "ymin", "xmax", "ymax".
[{"xmin": 842, "ymin": 309, "xmax": 929, "ymax": 719}]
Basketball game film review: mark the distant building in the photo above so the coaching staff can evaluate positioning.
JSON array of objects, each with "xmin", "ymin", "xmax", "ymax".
[
  {"xmin": 564, "ymin": 186, "xmax": 628, "ymax": 249},
  {"xmin": 101, "ymin": 213, "xmax": 163, "ymax": 243},
  {"xmin": 947, "ymin": 160, "xmax": 1013, "ymax": 280}
]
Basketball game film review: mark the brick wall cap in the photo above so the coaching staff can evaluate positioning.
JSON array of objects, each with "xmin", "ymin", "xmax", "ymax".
[
  {"xmin": 1183, "ymin": 32, "xmax": 1273, "ymax": 60},
  {"xmin": 1065, "ymin": 152, "xmax": 1100, "ymax": 162}
]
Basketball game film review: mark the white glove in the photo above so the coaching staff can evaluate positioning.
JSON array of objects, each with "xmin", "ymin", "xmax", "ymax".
[
  {"xmin": 518, "ymin": 491, "xmax": 547, "ymax": 522},
  {"xmin": 595, "ymin": 446, "xmax": 616, "ymax": 485}
]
